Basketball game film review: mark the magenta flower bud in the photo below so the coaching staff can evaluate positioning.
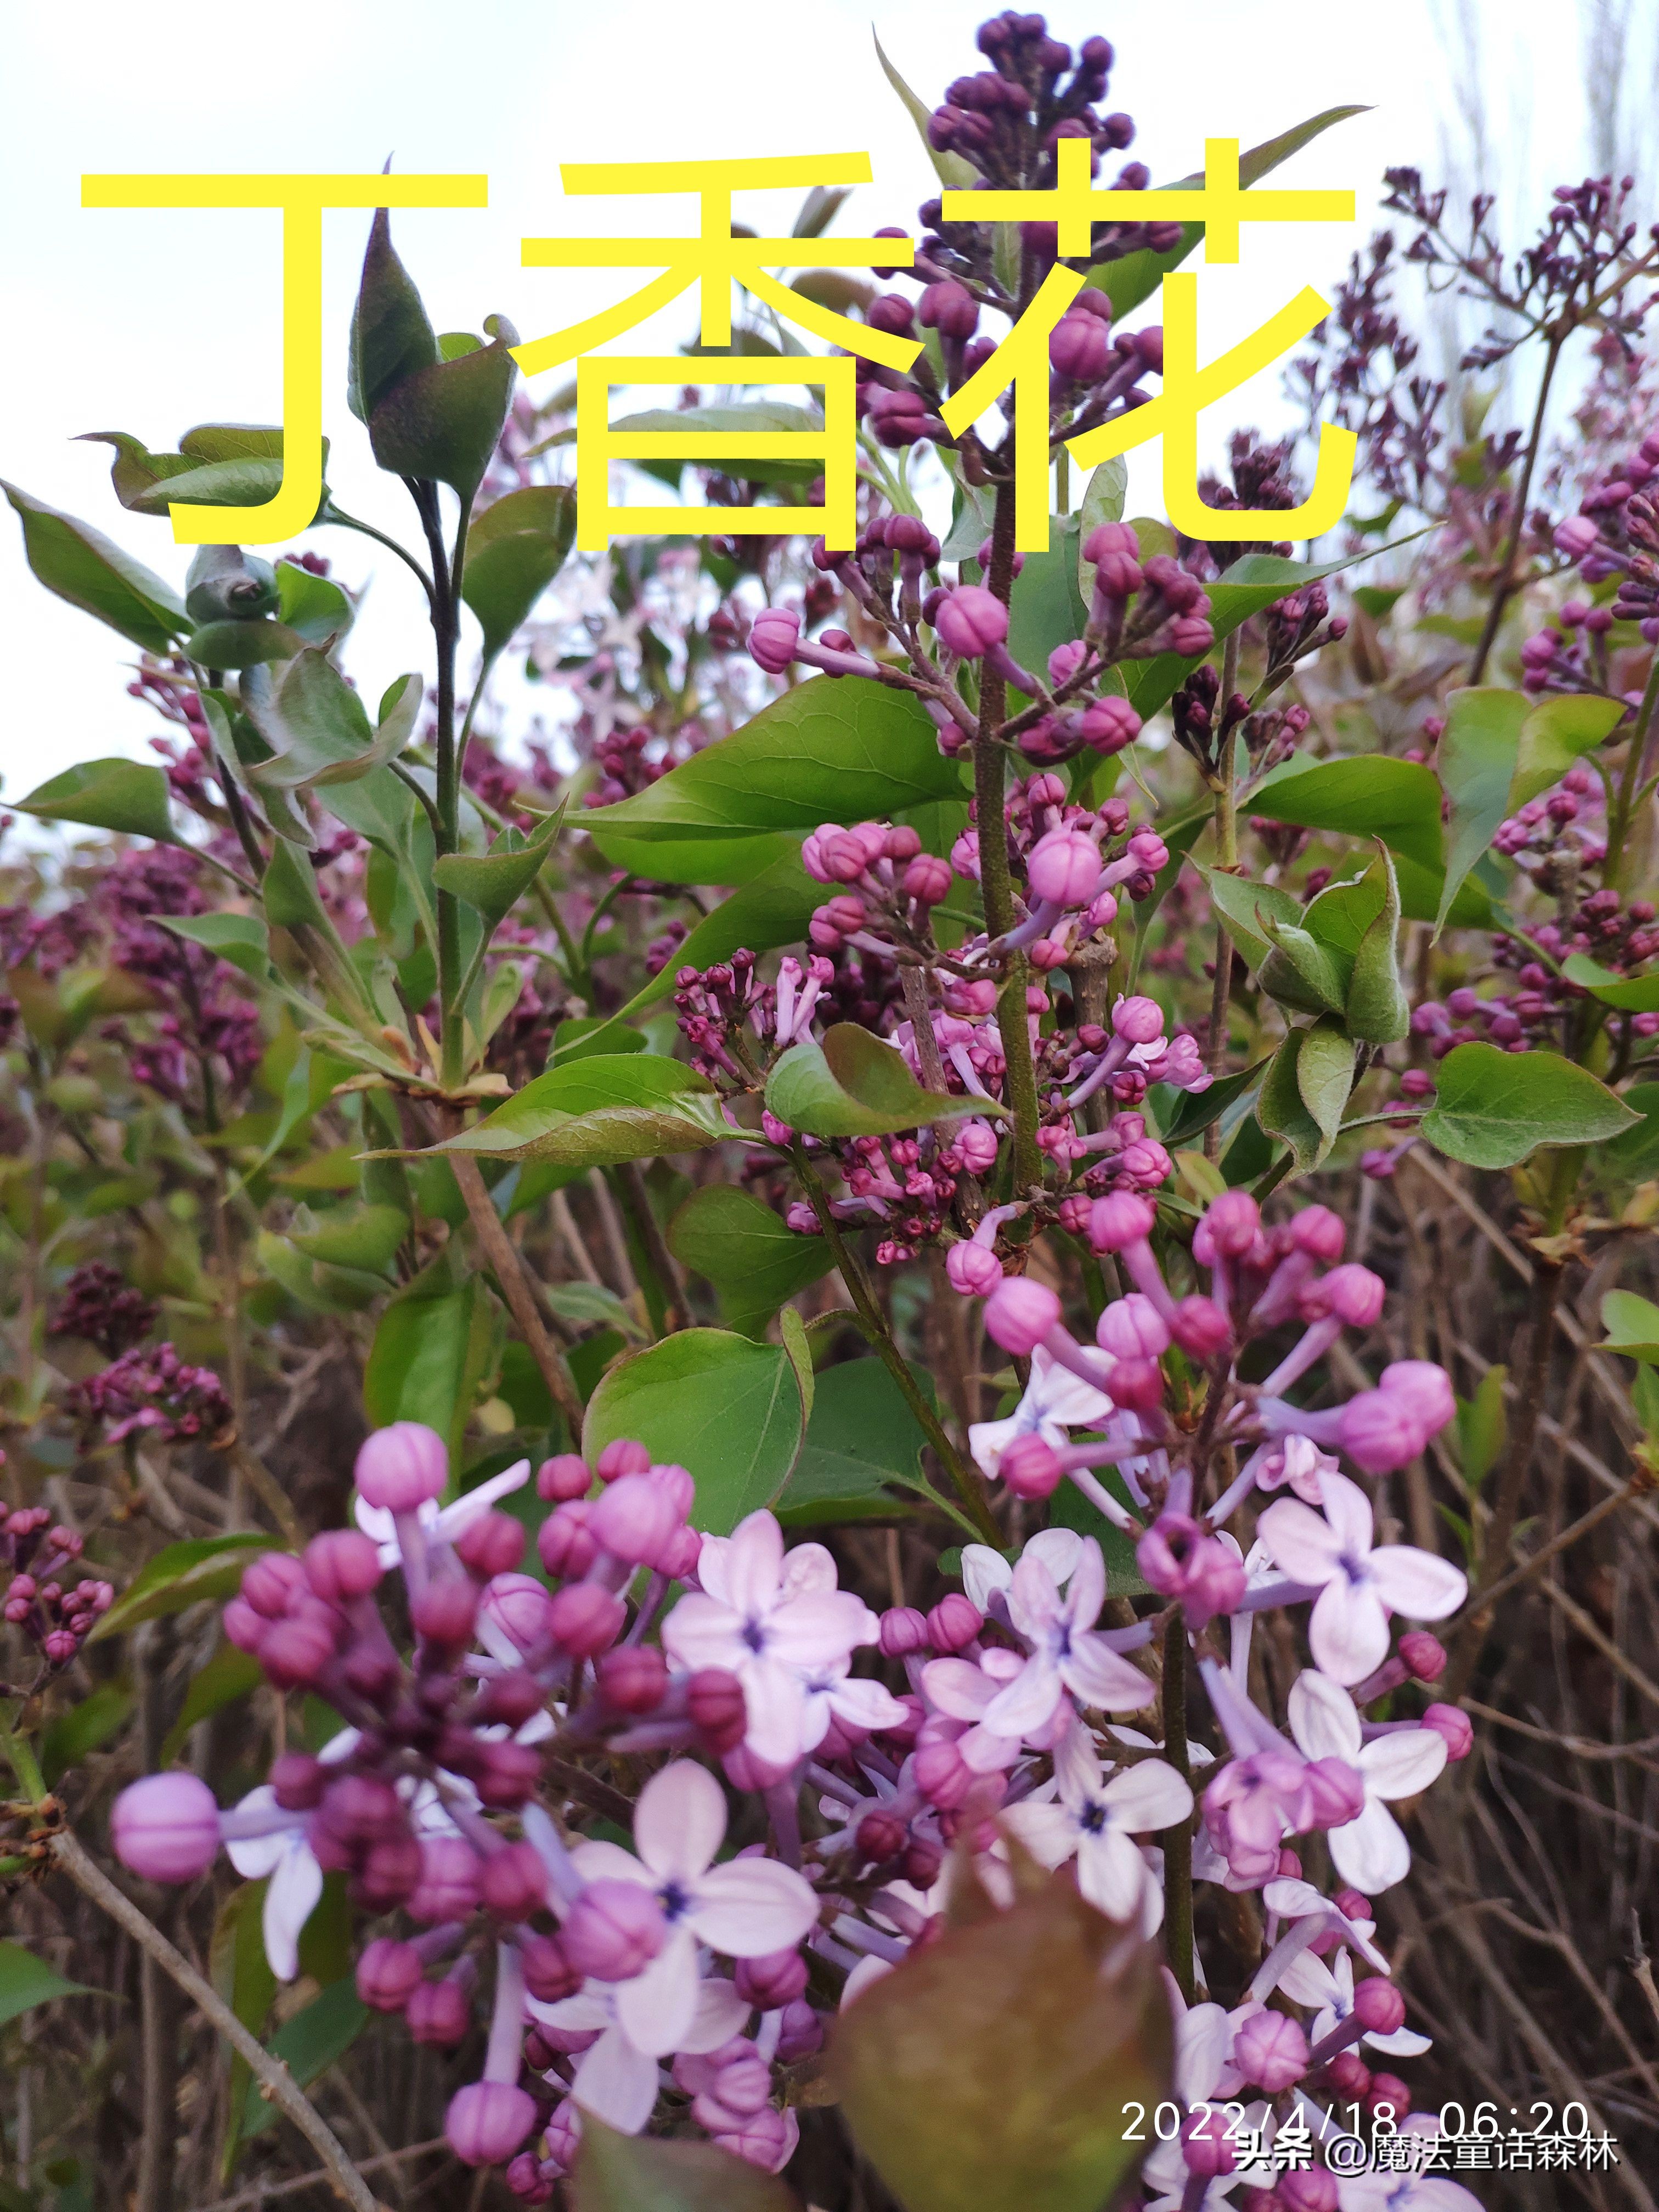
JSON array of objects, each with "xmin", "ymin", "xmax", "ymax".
[
  {"xmin": 1097, "ymin": 1292, "xmax": 1169, "ymax": 1360},
  {"xmin": 904, "ymin": 851, "xmax": 953, "ymax": 906},
  {"xmin": 357, "ymin": 1937, "xmax": 424, "ymax": 2012},
  {"xmin": 596, "ymin": 1438, "xmax": 652, "ymax": 1484},
  {"xmin": 481, "ymin": 1572, "xmax": 557, "ymax": 1657},
  {"xmin": 946, "ymin": 1239, "xmax": 1004, "ymax": 1297},
  {"xmin": 110, "ymin": 1773, "xmax": 220, "ymax": 1884},
  {"xmin": 259, "ymin": 1609, "xmax": 340, "ymax": 1690},
  {"xmin": 597, "ymin": 1644, "xmax": 670, "ymax": 1714},
  {"xmin": 303, "ymin": 1530, "xmax": 382, "ymax": 1603},
  {"xmin": 1049, "ymin": 310, "xmax": 1113, "ymax": 383},
  {"xmin": 776, "ymin": 1997, "xmax": 823, "ymax": 2063},
  {"xmin": 537, "ymin": 1453, "xmax": 591, "ymax": 1503},
  {"xmin": 521, "ymin": 1931, "xmax": 580, "ymax": 2004},
  {"xmin": 1352, "ymin": 1976, "xmax": 1406, "ymax": 2034},
  {"xmin": 537, "ymin": 1499, "xmax": 597, "ymax": 1579},
  {"xmin": 1111, "ymin": 994, "xmax": 1164, "ymax": 1045},
  {"xmin": 687, "ymin": 1668, "xmax": 747, "ymax": 1754},
  {"xmin": 1027, "ymin": 827, "xmax": 1102, "ymax": 906},
  {"xmin": 411, "ymin": 1576, "xmax": 480, "ymax": 1651},
  {"xmin": 506, "ymin": 2152, "xmax": 556, "ymax": 2202},
  {"xmin": 1169, "ymin": 613, "xmax": 1214, "ymax": 655},
  {"xmin": 927, "ymin": 1593, "xmax": 984, "ymax": 1652},
  {"xmin": 355, "ymin": 1421, "xmax": 448, "ymax": 1511},
  {"xmin": 1397, "ymin": 1629, "xmax": 1447, "ymax": 1682},
  {"xmin": 409, "ymin": 1836, "xmax": 483, "ymax": 1925},
  {"xmin": 1421, "ymin": 1702, "xmax": 1473, "ymax": 1760},
  {"xmin": 1180, "ymin": 2111, "xmax": 1237, "ymax": 2179},
  {"xmin": 934, "ymin": 585, "xmax": 1008, "ymax": 659},
  {"xmin": 447, "ymin": 2080, "xmax": 537, "ymax": 2168},
  {"xmin": 749, "ymin": 607, "xmax": 802, "ymax": 675},
  {"xmin": 1088, "ymin": 1191, "xmax": 1155, "ymax": 1253},
  {"xmin": 319, "ymin": 1772, "xmax": 405, "ymax": 1847},
  {"xmin": 1234, "ymin": 2007, "xmax": 1310, "ymax": 2092},
  {"xmin": 913, "ymin": 1736, "xmax": 973, "ymax": 1808},
  {"xmin": 714, "ymin": 2106, "xmax": 791, "ymax": 2170},
  {"xmin": 735, "ymin": 1946, "xmax": 810, "ymax": 2009},
  {"xmin": 1554, "ymin": 514, "xmax": 1600, "ymax": 558},
  {"xmin": 354, "ymin": 1831, "xmax": 423, "ymax": 1911},
  {"xmin": 455, "ymin": 1511, "xmax": 527, "ymax": 1581},
  {"xmin": 1001, "ymin": 1432, "xmax": 1064, "ymax": 1499},
  {"xmin": 1337, "ymin": 1389, "xmax": 1421, "ymax": 1474},
  {"xmin": 1290, "ymin": 1205, "xmax": 1347, "ymax": 1261},
  {"xmin": 855, "ymin": 1808, "xmax": 909, "ymax": 1864},
  {"xmin": 270, "ymin": 1751, "xmax": 326, "ymax": 1811},
  {"xmin": 1169, "ymin": 1295, "xmax": 1230, "ymax": 1362},
  {"xmin": 1378, "ymin": 1359, "xmax": 1454, "ymax": 1444},
  {"xmin": 1281, "ymin": 2166, "xmax": 1340, "ymax": 2211},
  {"xmin": 879, "ymin": 1605, "xmax": 929, "ymax": 1657},
  {"xmin": 1304, "ymin": 1756, "xmax": 1367, "ymax": 1829},
  {"xmin": 707, "ymin": 2051, "xmax": 776, "ymax": 2115},
  {"xmin": 1368, "ymin": 2073, "xmax": 1411, "ymax": 2117},
  {"xmin": 1324, "ymin": 2051, "xmax": 1370, "ymax": 2099},
  {"xmin": 589, "ymin": 1472, "xmax": 680, "ymax": 1566},
  {"xmin": 546, "ymin": 1582, "xmax": 624, "ymax": 1659},
  {"xmin": 222, "ymin": 1597, "xmax": 267, "ymax": 1655},
  {"xmin": 241, "ymin": 1551, "xmax": 308, "ymax": 1620},
  {"xmin": 1075, "ymin": 697, "xmax": 1142, "ymax": 756},
  {"xmin": 918, "ymin": 279, "xmax": 979, "ymax": 340},
  {"xmin": 562, "ymin": 1878, "xmax": 668, "ymax": 1980},
  {"xmin": 657, "ymin": 1523, "xmax": 704, "ymax": 1581},
  {"xmin": 1302, "ymin": 1263, "xmax": 1386, "ymax": 1328},
  {"xmin": 479, "ymin": 1840, "xmax": 548, "ymax": 1920},
  {"xmin": 956, "ymin": 1120, "xmax": 1000, "ymax": 1175},
  {"xmin": 1107, "ymin": 1356, "xmax": 1165, "ymax": 1413},
  {"xmin": 408, "ymin": 1974, "xmax": 471, "ymax": 2046},
  {"xmin": 1201, "ymin": 1188, "xmax": 1261, "ymax": 1256},
  {"xmin": 1333, "ymin": 1886, "xmax": 1371, "ymax": 1922},
  {"xmin": 984, "ymin": 1276, "xmax": 1061, "ymax": 1355},
  {"xmin": 477, "ymin": 1669, "xmax": 544, "ymax": 1730}
]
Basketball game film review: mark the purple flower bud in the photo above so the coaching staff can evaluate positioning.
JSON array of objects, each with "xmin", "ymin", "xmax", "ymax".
[
  {"xmin": 408, "ymin": 1974, "xmax": 472, "ymax": 2046},
  {"xmin": 1233, "ymin": 2006, "xmax": 1310, "ymax": 2092},
  {"xmin": 447, "ymin": 2080, "xmax": 537, "ymax": 2168},
  {"xmin": 1353, "ymin": 1976, "xmax": 1406, "ymax": 2034},
  {"xmin": 597, "ymin": 1644, "xmax": 670, "ymax": 1713},
  {"xmin": 913, "ymin": 1736, "xmax": 973, "ymax": 1808},
  {"xmin": 1170, "ymin": 1295, "xmax": 1230, "ymax": 1361},
  {"xmin": 687, "ymin": 1668, "xmax": 747, "ymax": 1754},
  {"xmin": 904, "ymin": 852, "xmax": 953, "ymax": 906},
  {"xmin": 946, "ymin": 1239, "xmax": 1004, "ymax": 1297},
  {"xmin": 481, "ymin": 1841, "xmax": 548, "ymax": 1920},
  {"xmin": 270, "ymin": 1751, "xmax": 326, "ymax": 1810},
  {"xmin": 1001, "ymin": 1433, "xmax": 1064, "ymax": 1499},
  {"xmin": 983, "ymin": 1276, "xmax": 1060, "ymax": 1355},
  {"xmin": 409, "ymin": 1836, "xmax": 483, "ymax": 1925},
  {"xmin": 355, "ymin": 1421, "xmax": 448, "ymax": 1511},
  {"xmin": 320, "ymin": 1773, "xmax": 406, "ymax": 1847},
  {"xmin": 411, "ymin": 1576, "xmax": 480, "ymax": 1652},
  {"xmin": 735, "ymin": 1946, "xmax": 810, "ymax": 2008},
  {"xmin": 713, "ymin": 2105, "xmax": 792, "ymax": 2170},
  {"xmin": 776, "ymin": 1997, "xmax": 823, "ymax": 2063},
  {"xmin": 1301, "ymin": 1263, "xmax": 1386, "ymax": 1328},
  {"xmin": 926, "ymin": 1593, "xmax": 984, "ymax": 1652},
  {"xmin": 956, "ymin": 1119, "xmax": 1000, "ymax": 1174},
  {"xmin": 241, "ymin": 1551, "xmax": 308, "ymax": 1620},
  {"xmin": 1200, "ymin": 1188, "xmax": 1261, "ymax": 1256},
  {"xmin": 258, "ymin": 1609, "xmax": 340, "ymax": 1690},
  {"xmin": 589, "ymin": 1471, "xmax": 681, "ymax": 1566},
  {"xmin": 1050, "ymin": 310, "xmax": 1113, "ymax": 383},
  {"xmin": 879, "ymin": 1605, "xmax": 929, "ymax": 1657},
  {"xmin": 1397, "ymin": 1629, "xmax": 1446, "ymax": 1682},
  {"xmin": 1290, "ymin": 1205, "xmax": 1346, "ymax": 1261},
  {"xmin": 110, "ymin": 1772, "xmax": 221, "ymax": 1884},
  {"xmin": 480, "ymin": 1572, "xmax": 557, "ymax": 1657},
  {"xmin": 1075, "ymin": 697, "xmax": 1142, "ymax": 754},
  {"xmin": 934, "ymin": 585, "xmax": 1009, "ymax": 659},
  {"xmin": 357, "ymin": 1937, "xmax": 424, "ymax": 2012},
  {"xmin": 1554, "ymin": 514, "xmax": 1601, "ymax": 558},
  {"xmin": 596, "ymin": 1438, "xmax": 652, "ymax": 1484},
  {"xmin": 1110, "ymin": 994, "xmax": 1164, "ymax": 1046},
  {"xmin": 1026, "ymin": 828, "xmax": 1101, "ymax": 906},
  {"xmin": 1378, "ymin": 1359, "xmax": 1454, "ymax": 1444},
  {"xmin": 352, "ymin": 1831, "xmax": 424, "ymax": 1911},
  {"xmin": 546, "ymin": 1582, "xmax": 624, "ymax": 1659},
  {"xmin": 561, "ymin": 1878, "xmax": 668, "ymax": 1980},
  {"xmin": 918, "ymin": 279, "xmax": 979, "ymax": 340},
  {"xmin": 1281, "ymin": 2168, "xmax": 1340, "ymax": 2212},
  {"xmin": 749, "ymin": 607, "xmax": 802, "ymax": 675},
  {"xmin": 521, "ymin": 1931, "xmax": 580, "ymax": 2003},
  {"xmin": 1337, "ymin": 1389, "xmax": 1420, "ymax": 1474},
  {"xmin": 1107, "ymin": 1356, "xmax": 1165, "ymax": 1413},
  {"xmin": 537, "ymin": 1453, "xmax": 591, "ymax": 1503},
  {"xmin": 1421, "ymin": 1702, "xmax": 1473, "ymax": 1760},
  {"xmin": 1088, "ymin": 1190, "xmax": 1156, "ymax": 1254},
  {"xmin": 455, "ymin": 1511, "xmax": 527, "ymax": 1581}
]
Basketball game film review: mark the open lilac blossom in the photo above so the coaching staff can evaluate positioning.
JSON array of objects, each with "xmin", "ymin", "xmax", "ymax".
[
  {"xmin": 1288, "ymin": 1671, "xmax": 1448, "ymax": 1891},
  {"xmin": 998, "ymin": 1717, "xmax": 1191, "ymax": 1922},
  {"xmin": 1258, "ymin": 1472, "xmax": 1467, "ymax": 1685},
  {"xmin": 527, "ymin": 1973, "xmax": 749, "ymax": 2135}
]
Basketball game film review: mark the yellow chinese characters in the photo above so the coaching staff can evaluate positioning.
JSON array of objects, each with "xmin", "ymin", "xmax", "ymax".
[
  {"xmin": 938, "ymin": 138, "xmax": 1358, "ymax": 550},
  {"xmin": 512, "ymin": 157, "xmax": 923, "ymax": 551},
  {"xmin": 81, "ymin": 175, "xmax": 489, "ymax": 546}
]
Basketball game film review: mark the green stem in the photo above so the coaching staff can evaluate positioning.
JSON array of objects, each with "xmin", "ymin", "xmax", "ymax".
[
  {"xmin": 1, "ymin": 1726, "xmax": 47, "ymax": 1807},
  {"xmin": 323, "ymin": 504, "xmax": 436, "ymax": 607},
  {"xmin": 1159, "ymin": 1616, "xmax": 1195, "ymax": 2002},
  {"xmin": 1469, "ymin": 335, "xmax": 1561, "ymax": 685},
  {"xmin": 1605, "ymin": 650, "xmax": 1659, "ymax": 890},
  {"xmin": 792, "ymin": 1143, "xmax": 1000, "ymax": 1543},
  {"xmin": 411, "ymin": 482, "xmax": 467, "ymax": 1088}
]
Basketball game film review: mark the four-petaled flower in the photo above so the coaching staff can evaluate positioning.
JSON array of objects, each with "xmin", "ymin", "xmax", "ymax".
[
  {"xmin": 967, "ymin": 1346, "xmax": 1113, "ymax": 1480},
  {"xmin": 1258, "ymin": 1471, "xmax": 1466, "ymax": 1685},
  {"xmin": 978, "ymin": 1536, "xmax": 1154, "ymax": 1734},
  {"xmin": 999, "ymin": 1718, "xmax": 1192, "ymax": 1925},
  {"xmin": 1288, "ymin": 1671, "xmax": 1447, "ymax": 1892},
  {"xmin": 527, "ymin": 1973, "xmax": 750, "ymax": 2136}
]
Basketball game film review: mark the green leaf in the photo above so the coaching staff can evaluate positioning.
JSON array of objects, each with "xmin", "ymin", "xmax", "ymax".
[
  {"xmin": 1127, "ymin": 556, "xmax": 1377, "ymax": 724},
  {"xmin": 1420, "ymin": 1043, "xmax": 1641, "ymax": 1169},
  {"xmin": 1453, "ymin": 1365, "xmax": 1508, "ymax": 1492},
  {"xmin": 612, "ymin": 403, "xmax": 827, "ymax": 488},
  {"xmin": 461, "ymin": 486, "xmax": 577, "ymax": 658},
  {"xmin": 1634, "ymin": 1365, "xmax": 1659, "ymax": 1444},
  {"xmin": 2, "ymin": 481, "xmax": 187, "ymax": 650},
  {"xmin": 368, "ymin": 314, "xmax": 518, "ymax": 505},
  {"xmin": 214, "ymin": 1877, "xmax": 279, "ymax": 2178},
  {"xmin": 363, "ymin": 1266, "xmax": 496, "ymax": 1475},
  {"xmin": 182, "ymin": 618, "xmax": 309, "ymax": 669},
  {"xmin": 766, "ymin": 1022, "xmax": 990, "ymax": 1137},
  {"xmin": 1342, "ymin": 843, "xmax": 1409, "ymax": 1043},
  {"xmin": 161, "ymin": 1644, "xmax": 263, "ymax": 1764},
  {"xmin": 258, "ymin": 1229, "xmax": 386, "ymax": 1316},
  {"xmin": 668, "ymin": 1186, "xmax": 832, "ymax": 1339},
  {"xmin": 1513, "ymin": 690, "xmax": 1627, "ymax": 806},
  {"xmin": 348, "ymin": 208, "xmax": 440, "ymax": 426},
  {"xmin": 275, "ymin": 561, "xmax": 356, "ymax": 648},
  {"xmin": 828, "ymin": 1868, "xmax": 1170, "ymax": 2212},
  {"xmin": 290, "ymin": 1201, "xmax": 408, "ymax": 1273},
  {"xmin": 161, "ymin": 912, "xmax": 272, "ymax": 981},
  {"xmin": 1562, "ymin": 952, "xmax": 1659, "ymax": 1012},
  {"xmin": 1200, "ymin": 869, "xmax": 1305, "ymax": 975},
  {"xmin": 572, "ymin": 2115, "xmax": 801, "ymax": 2212},
  {"xmin": 1152, "ymin": 1060, "xmax": 1266, "ymax": 1149},
  {"xmin": 1297, "ymin": 1017, "xmax": 1357, "ymax": 1151},
  {"xmin": 185, "ymin": 544, "xmax": 280, "ymax": 624},
  {"xmin": 432, "ymin": 803, "xmax": 565, "ymax": 927},
  {"xmin": 1087, "ymin": 106, "xmax": 1368, "ymax": 319},
  {"xmin": 247, "ymin": 650, "xmax": 420, "ymax": 792},
  {"xmin": 1602, "ymin": 1082, "xmax": 1659, "ymax": 1181},
  {"xmin": 874, "ymin": 29, "xmax": 979, "ymax": 191},
  {"xmin": 1248, "ymin": 749, "xmax": 1489, "ymax": 927},
  {"xmin": 1048, "ymin": 1474, "xmax": 1149, "ymax": 1595},
  {"xmin": 1258, "ymin": 913, "xmax": 1349, "ymax": 1017},
  {"xmin": 1007, "ymin": 517, "xmax": 1086, "ymax": 695},
  {"xmin": 16, "ymin": 758, "xmax": 178, "ymax": 845},
  {"xmin": 1599, "ymin": 1289, "xmax": 1659, "ymax": 1366},
  {"xmin": 0, "ymin": 1942, "xmax": 96, "ymax": 2029},
  {"xmin": 1075, "ymin": 459, "xmax": 1128, "ymax": 602},
  {"xmin": 41, "ymin": 1682, "xmax": 134, "ymax": 1786},
  {"xmin": 777, "ymin": 1357, "xmax": 939, "ymax": 1526},
  {"xmin": 426, "ymin": 1056, "xmax": 731, "ymax": 1171},
  {"xmin": 583, "ymin": 1329, "xmax": 805, "ymax": 1533},
  {"xmin": 585, "ymin": 678, "xmax": 965, "ymax": 885},
  {"xmin": 1259, "ymin": 1028, "xmax": 1334, "ymax": 1176},
  {"xmin": 90, "ymin": 1534, "xmax": 279, "ymax": 1643},
  {"xmin": 544, "ymin": 1280, "xmax": 648, "ymax": 1340},
  {"xmin": 241, "ymin": 1980, "xmax": 369, "ymax": 2138}
]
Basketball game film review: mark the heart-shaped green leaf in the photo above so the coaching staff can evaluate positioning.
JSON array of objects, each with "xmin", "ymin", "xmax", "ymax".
[
  {"xmin": 426, "ymin": 1055, "xmax": 731, "ymax": 1170},
  {"xmin": 1420, "ymin": 1043, "xmax": 1640, "ymax": 1169},
  {"xmin": 4, "ymin": 481, "xmax": 187, "ymax": 651},
  {"xmin": 767, "ymin": 1022, "xmax": 990, "ymax": 1137},
  {"xmin": 461, "ymin": 484, "xmax": 577, "ymax": 658}
]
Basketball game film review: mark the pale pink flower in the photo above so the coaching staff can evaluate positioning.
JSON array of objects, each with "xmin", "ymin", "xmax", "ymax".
[
  {"xmin": 1252, "ymin": 1434, "xmax": 1339, "ymax": 1505},
  {"xmin": 967, "ymin": 1346, "xmax": 1113, "ymax": 1480},
  {"xmin": 1258, "ymin": 1471, "xmax": 1466, "ymax": 1684},
  {"xmin": 1309, "ymin": 1945, "xmax": 1432, "ymax": 2059},
  {"xmin": 527, "ymin": 1974, "xmax": 748, "ymax": 2135},
  {"xmin": 980, "ymin": 1537, "xmax": 1155, "ymax": 1734},
  {"xmin": 1288, "ymin": 1671, "xmax": 1447, "ymax": 1891},
  {"xmin": 998, "ymin": 1719, "xmax": 1191, "ymax": 1921},
  {"xmin": 354, "ymin": 1459, "xmax": 531, "ymax": 1570}
]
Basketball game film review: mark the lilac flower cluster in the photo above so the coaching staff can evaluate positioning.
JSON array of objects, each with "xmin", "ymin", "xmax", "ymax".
[
  {"xmin": 50, "ymin": 1262, "xmax": 157, "ymax": 1358},
  {"xmin": 74, "ymin": 1342, "xmax": 233, "ymax": 1447},
  {"xmin": 1, "ymin": 1487, "xmax": 113, "ymax": 1675}
]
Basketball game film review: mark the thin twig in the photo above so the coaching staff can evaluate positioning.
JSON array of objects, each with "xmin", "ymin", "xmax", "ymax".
[
  {"xmin": 449, "ymin": 1152, "xmax": 585, "ymax": 1436},
  {"xmin": 188, "ymin": 2138, "xmax": 449, "ymax": 2212}
]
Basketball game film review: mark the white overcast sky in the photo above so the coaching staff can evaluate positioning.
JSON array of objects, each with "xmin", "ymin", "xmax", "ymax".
[{"xmin": 0, "ymin": 0, "xmax": 1628, "ymax": 797}]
